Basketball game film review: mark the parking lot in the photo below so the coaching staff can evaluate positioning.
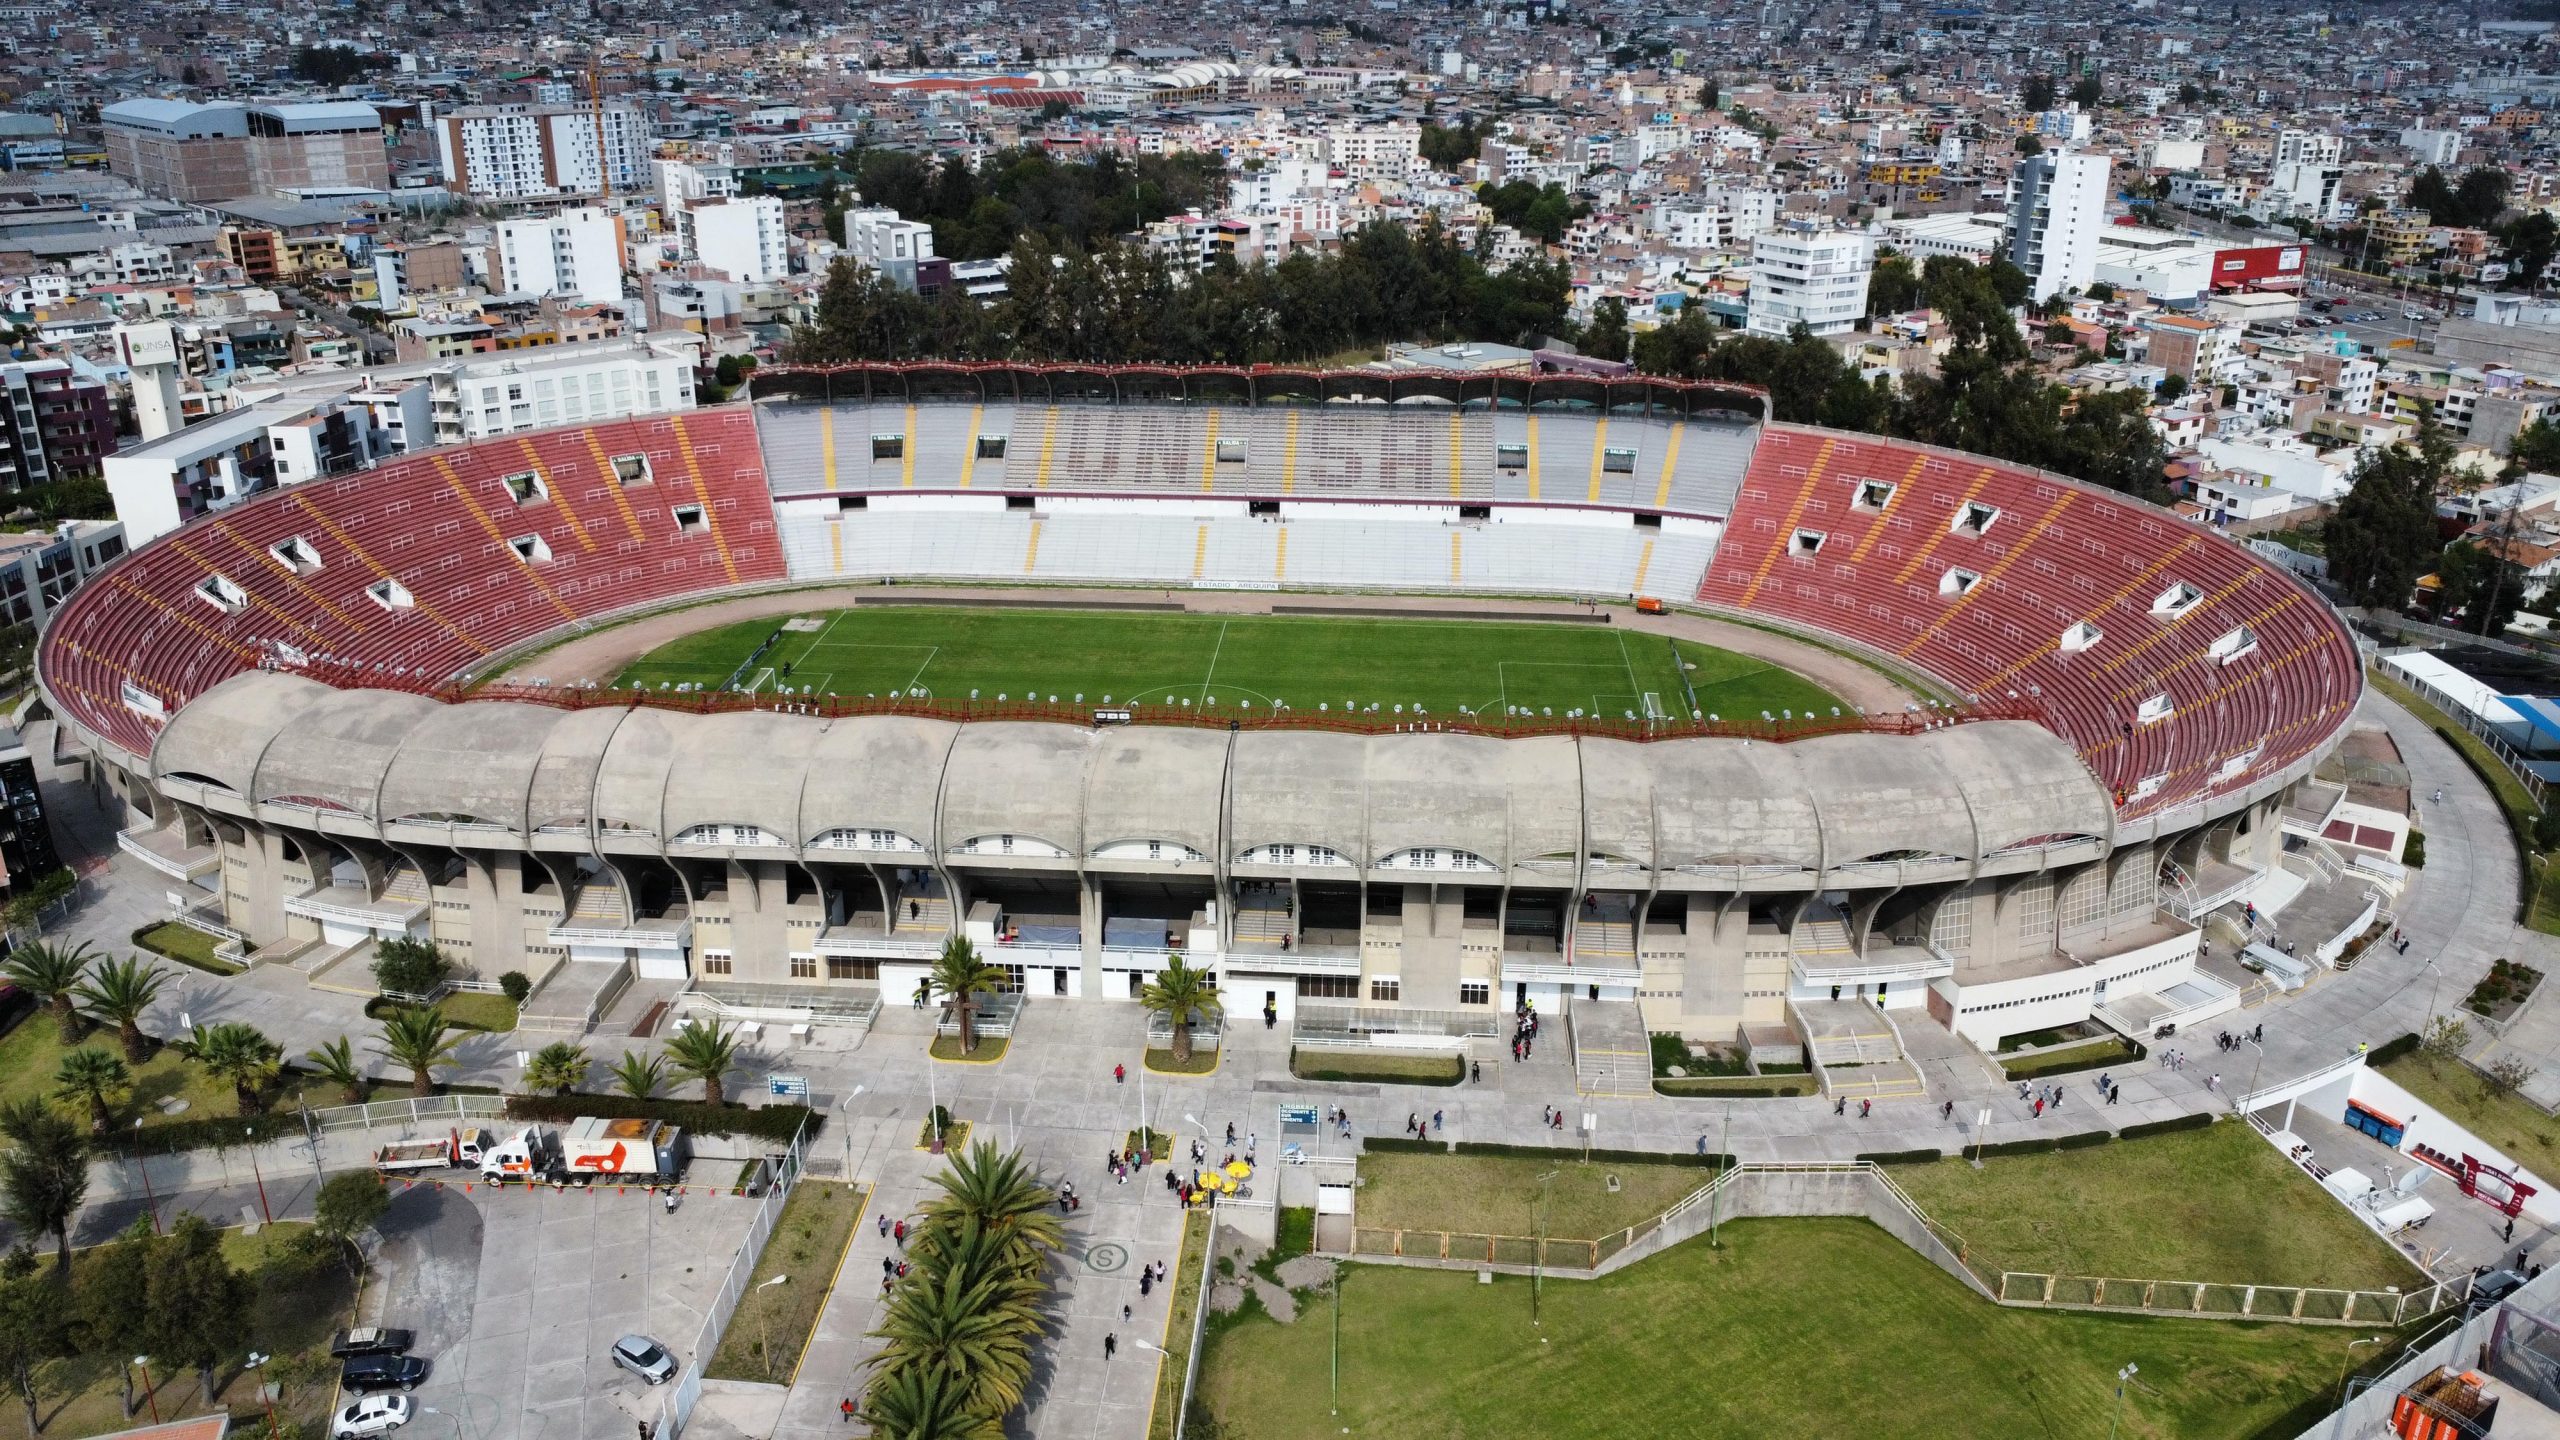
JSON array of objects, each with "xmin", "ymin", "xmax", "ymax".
[{"xmin": 367, "ymin": 1177, "xmax": 764, "ymax": 1440}]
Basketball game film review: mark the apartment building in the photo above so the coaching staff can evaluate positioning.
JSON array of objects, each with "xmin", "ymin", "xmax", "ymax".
[
  {"xmin": 2008, "ymin": 151, "xmax": 2112, "ymax": 302},
  {"xmin": 843, "ymin": 208, "xmax": 936, "ymax": 290},
  {"xmin": 0, "ymin": 360, "xmax": 110, "ymax": 493},
  {"xmin": 435, "ymin": 103, "xmax": 651, "ymax": 200},
  {"xmin": 1745, "ymin": 222, "xmax": 1874, "ymax": 340},
  {"xmin": 1321, "ymin": 122, "xmax": 1420, "ymax": 179},
  {"xmin": 684, "ymin": 196, "xmax": 788, "ymax": 284},
  {"xmin": 495, "ymin": 208, "xmax": 628, "ymax": 306}
]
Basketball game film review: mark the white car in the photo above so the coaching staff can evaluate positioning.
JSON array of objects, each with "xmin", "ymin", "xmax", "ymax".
[
  {"xmin": 611, "ymin": 1335, "xmax": 678, "ymax": 1385},
  {"xmin": 2403, "ymin": 307, "xmax": 2430, "ymax": 322},
  {"xmin": 333, "ymin": 1394, "xmax": 413, "ymax": 1439}
]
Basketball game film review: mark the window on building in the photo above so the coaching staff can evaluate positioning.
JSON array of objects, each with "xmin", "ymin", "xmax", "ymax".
[
  {"xmin": 702, "ymin": 953, "xmax": 733, "ymax": 976},
  {"xmin": 1298, "ymin": 975, "xmax": 1359, "ymax": 1000},
  {"xmin": 826, "ymin": 957, "xmax": 880, "ymax": 981},
  {"xmin": 789, "ymin": 954, "xmax": 817, "ymax": 979},
  {"xmin": 1460, "ymin": 981, "xmax": 1491, "ymax": 1006},
  {"xmin": 1369, "ymin": 978, "xmax": 1401, "ymax": 1003}
]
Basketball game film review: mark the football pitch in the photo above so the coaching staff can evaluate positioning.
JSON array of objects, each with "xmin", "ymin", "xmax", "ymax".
[{"xmin": 607, "ymin": 606, "xmax": 1844, "ymax": 722}]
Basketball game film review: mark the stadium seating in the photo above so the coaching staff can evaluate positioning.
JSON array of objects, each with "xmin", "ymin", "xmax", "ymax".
[
  {"xmin": 1699, "ymin": 426, "xmax": 2358, "ymax": 816},
  {"xmin": 751, "ymin": 399, "xmax": 1758, "ymax": 514},
  {"xmin": 44, "ymin": 409, "xmax": 785, "ymax": 758}
]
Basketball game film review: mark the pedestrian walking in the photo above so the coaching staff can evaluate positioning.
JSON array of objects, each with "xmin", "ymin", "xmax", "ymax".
[
  {"xmin": 665, "ymin": 1190, "xmax": 679, "ymax": 1214},
  {"xmin": 879, "ymin": 1214, "xmax": 890, "ymax": 1238},
  {"xmin": 1433, "ymin": 1109, "xmax": 1444, "ymax": 1131},
  {"xmin": 1941, "ymin": 1100, "xmax": 1955, "ymax": 1120},
  {"xmin": 1115, "ymin": 1063, "xmax": 1126, "ymax": 1085},
  {"xmin": 2107, "ymin": 1085, "xmax": 2120, "ymax": 1106},
  {"xmin": 1471, "ymin": 1061, "xmax": 1482, "ymax": 1083},
  {"xmin": 2209, "ymin": 1073, "xmax": 2221, "ymax": 1091},
  {"xmin": 2032, "ymin": 1098, "xmax": 2044, "ymax": 1117},
  {"xmin": 1226, "ymin": 1122, "xmax": 1238, "ymax": 1145},
  {"xmin": 1858, "ymin": 1099, "xmax": 1871, "ymax": 1118},
  {"xmin": 882, "ymin": 1258, "xmax": 894, "ymax": 1279},
  {"xmin": 841, "ymin": 1398, "xmax": 855, "ymax": 1424},
  {"xmin": 1834, "ymin": 1096, "xmax": 1846, "ymax": 1116},
  {"xmin": 1105, "ymin": 1334, "xmax": 1117, "ymax": 1360},
  {"xmin": 1123, "ymin": 1304, "xmax": 1133, "ymax": 1323},
  {"xmin": 1407, "ymin": 1112, "xmax": 1418, "ymax": 1135},
  {"xmin": 1141, "ymin": 1271, "xmax": 1154, "ymax": 1298},
  {"xmin": 894, "ymin": 1220, "xmax": 907, "ymax": 1246}
]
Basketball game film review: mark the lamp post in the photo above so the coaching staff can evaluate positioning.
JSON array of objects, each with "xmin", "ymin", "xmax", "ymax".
[
  {"xmin": 242, "ymin": 1351, "xmax": 279, "ymax": 1440},
  {"xmin": 2105, "ymin": 1362, "xmax": 2138, "ymax": 1440},
  {"xmin": 1530, "ymin": 1169, "xmax": 1558, "ymax": 1335},
  {"xmin": 2422, "ymin": 959, "xmax": 2445, "ymax": 1034},
  {"xmin": 133, "ymin": 1119, "xmax": 159, "ymax": 1235},
  {"xmin": 753, "ymin": 1274, "xmax": 789, "ymax": 1381},
  {"xmin": 133, "ymin": 1356, "xmax": 159, "ymax": 1424},
  {"xmin": 2337, "ymin": 1334, "xmax": 2388, "ymax": 1406},
  {"xmin": 245, "ymin": 1125, "xmax": 272, "ymax": 1224},
  {"xmin": 1708, "ymin": 1103, "xmax": 1732, "ymax": 1249}
]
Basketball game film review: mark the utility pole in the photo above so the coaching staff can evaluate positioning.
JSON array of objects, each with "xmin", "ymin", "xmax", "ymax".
[
  {"xmin": 1531, "ymin": 1169, "xmax": 1558, "ymax": 1333},
  {"xmin": 1709, "ymin": 1103, "xmax": 1732, "ymax": 1249}
]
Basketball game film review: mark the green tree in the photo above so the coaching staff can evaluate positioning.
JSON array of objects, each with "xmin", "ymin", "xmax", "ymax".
[
  {"xmin": 312, "ymin": 1171, "xmax": 392, "ymax": 1259},
  {"xmin": 2503, "ymin": 211, "xmax": 2560, "ymax": 289},
  {"xmin": 143, "ymin": 1214, "xmax": 250, "ymax": 1401},
  {"xmin": 370, "ymin": 936, "xmax": 451, "ymax": 999},
  {"xmin": 0, "ymin": 1101, "xmax": 85, "ymax": 1276},
  {"xmin": 498, "ymin": 970, "xmax": 533, "ymax": 1006},
  {"xmin": 2068, "ymin": 74, "xmax": 2103, "ymax": 108},
  {"xmin": 179, "ymin": 1022, "xmax": 281, "ymax": 1115},
  {"xmin": 610, "ymin": 1050, "xmax": 667, "ymax": 1100},
  {"xmin": 928, "ymin": 938, "xmax": 1009, "ymax": 1056},
  {"xmin": 2021, "ymin": 73, "xmax": 2056, "ymax": 112},
  {"xmin": 3, "ymin": 942, "xmax": 94, "ymax": 1047},
  {"xmin": 866, "ymin": 1254, "xmax": 1039, "ymax": 1416},
  {"xmin": 663, "ymin": 1019, "xmax": 740, "ymax": 1106},
  {"xmin": 1138, "ymin": 956, "xmax": 1222, "ymax": 1065},
  {"xmin": 2455, "ymin": 166, "xmax": 2514, "ymax": 228},
  {"xmin": 50, "ymin": 1047, "xmax": 127, "ymax": 1133},
  {"xmin": 858, "ymin": 1366, "xmax": 1005, "ymax": 1440},
  {"xmin": 2512, "ymin": 417, "xmax": 2560, "ymax": 476},
  {"xmin": 2158, "ymin": 373, "xmax": 2189, "ymax": 403},
  {"xmin": 2410, "ymin": 166, "xmax": 2457, "ymax": 223},
  {"xmin": 304, "ymin": 1035, "xmax": 367, "ymax": 1105},
  {"xmin": 73, "ymin": 957, "xmax": 167, "ymax": 1066},
  {"xmin": 2329, "ymin": 425, "xmax": 2454, "ymax": 611},
  {"xmin": 78, "ymin": 1220, "xmax": 152, "ymax": 1417},
  {"xmin": 1867, "ymin": 253, "xmax": 1921, "ymax": 318},
  {"xmin": 524, "ymin": 1041, "xmax": 591, "ymax": 1097},
  {"xmin": 2434, "ymin": 540, "xmax": 2525, "ymax": 636},
  {"xmin": 0, "ymin": 1257, "xmax": 69, "ymax": 1434},
  {"xmin": 371, "ymin": 1007, "xmax": 463, "ymax": 1097},
  {"xmin": 1581, "ymin": 297, "xmax": 1630, "ymax": 363},
  {"xmin": 916, "ymin": 1142, "xmax": 1065, "ymax": 1274}
]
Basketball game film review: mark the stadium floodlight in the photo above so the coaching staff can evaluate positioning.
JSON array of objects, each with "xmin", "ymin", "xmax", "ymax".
[
  {"xmin": 1393, "ymin": 704, "xmax": 1403, "ymax": 714},
  {"xmin": 1762, "ymin": 711, "xmax": 1773, "ymax": 722},
  {"xmin": 971, "ymin": 689, "xmax": 980, "ymax": 699},
  {"xmin": 1319, "ymin": 703, "xmax": 1328, "ymax": 711},
  {"xmin": 1076, "ymin": 694, "xmax": 1084, "ymax": 702}
]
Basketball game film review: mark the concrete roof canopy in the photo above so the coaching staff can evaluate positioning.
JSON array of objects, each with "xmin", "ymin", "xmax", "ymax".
[
  {"xmin": 1501, "ymin": 735, "xmax": 1586, "ymax": 869},
  {"xmin": 1365, "ymin": 732, "xmax": 1523, "ymax": 867},
  {"xmin": 524, "ymin": 706, "xmax": 635, "ymax": 833},
  {"xmin": 797, "ymin": 717, "xmax": 957, "ymax": 848},
  {"xmin": 1574, "ymin": 737, "xmax": 1658, "ymax": 871},
  {"xmin": 662, "ymin": 711, "xmax": 820, "ymax": 843},
  {"xmin": 590, "ymin": 705, "xmax": 682, "ymax": 836},
  {"xmin": 938, "ymin": 722, "xmax": 1097, "ymax": 857},
  {"xmin": 377, "ymin": 698, "xmax": 567, "ymax": 831},
  {"xmin": 1941, "ymin": 721, "xmax": 2117, "ymax": 850},
  {"xmin": 1797, "ymin": 730, "xmax": 1984, "ymax": 865},
  {"xmin": 249, "ymin": 686, "xmax": 443, "ymax": 817},
  {"xmin": 1647, "ymin": 739, "xmax": 1824, "ymax": 871},
  {"xmin": 1227, "ymin": 731, "xmax": 1368, "ymax": 861},
  {"xmin": 1082, "ymin": 727, "xmax": 1226, "ymax": 859},
  {"xmin": 152, "ymin": 669, "xmax": 333, "ymax": 796}
]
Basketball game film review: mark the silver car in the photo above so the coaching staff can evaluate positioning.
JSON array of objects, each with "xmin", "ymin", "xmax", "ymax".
[
  {"xmin": 332, "ymin": 1394, "xmax": 413, "ymax": 1439},
  {"xmin": 611, "ymin": 1335, "xmax": 678, "ymax": 1385}
]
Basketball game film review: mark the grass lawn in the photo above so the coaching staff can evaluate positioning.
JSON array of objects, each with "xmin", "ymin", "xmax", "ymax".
[
  {"xmin": 1291, "ymin": 1050, "xmax": 1461, "ymax": 1085},
  {"xmin": 1194, "ymin": 1218, "xmax": 2389, "ymax": 1440},
  {"xmin": 705, "ymin": 1181, "xmax": 865, "ymax": 1383},
  {"xmin": 928, "ymin": 1034, "xmax": 1009, "ymax": 1062},
  {"xmin": 1890, "ymin": 1122, "xmax": 2418, "ymax": 1291},
  {"xmin": 0, "ymin": 1014, "xmax": 328, "ymax": 1128},
  {"xmin": 1143, "ymin": 1047, "xmax": 1217, "ymax": 1075},
  {"xmin": 1147, "ymin": 1208, "xmax": 1213, "ymax": 1440},
  {"xmin": 2380, "ymin": 1051, "xmax": 2560, "ymax": 1164},
  {"xmin": 364, "ymin": 992, "xmax": 519, "ymax": 1032},
  {"xmin": 2002, "ymin": 1036, "xmax": 2144, "ymax": 1080},
  {"xmin": 1355, "ymin": 1152, "xmax": 1711, "ymax": 1240},
  {"xmin": 608, "ymin": 607, "xmax": 1842, "ymax": 722},
  {"xmin": 0, "ymin": 1222, "xmax": 354, "ymax": 1440},
  {"xmin": 132, "ymin": 921, "xmax": 244, "ymax": 976},
  {"xmin": 1654, "ymin": 1074, "xmax": 1818, "ymax": 1096}
]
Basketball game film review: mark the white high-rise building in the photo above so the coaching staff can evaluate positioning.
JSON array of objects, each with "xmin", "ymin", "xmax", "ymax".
[
  {"xmin": 2007, "ymin": 151, "xmax": 2111, "ymax": 302},
  {"xmin": 436, "ymin": 103, "xmax": 651, "ymax": 200},
  {"xmin": 1745, "ymin": 222, "xmax": 1874, "ymax": 339},
  {"xmin": 495, "ymin": 207, "xmax": 628, "ymax": 306},
  {"xmin": 689, "ymin": 196, "xmax": 789, "ymax": 285},
  {"xmin": 843, "ymin": 208, "xmax": 937, "ymax": 290},
  {"xmin": 2275, "ymin": 129, "xmax": 2343, "ymax": 168}
]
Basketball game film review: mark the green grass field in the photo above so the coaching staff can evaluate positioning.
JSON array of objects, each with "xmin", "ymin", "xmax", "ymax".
[
  {"xmin": 608, "ymin": 607, "xmax": 1842, "ymax": 722},
  {"xmin": 1194, "ymin": 1218, "xmax": 2379, "ymax": 1440},
  {"xmin": 1891, "ymin": 1123, "xmax": 2419, "ymax": 1292},
  {"xmin": 1355, "ymin": 1153, "xmax": 1711, "ymax": 1240}
]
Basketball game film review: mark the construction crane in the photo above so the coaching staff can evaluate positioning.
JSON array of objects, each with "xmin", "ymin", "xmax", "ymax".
[{"xmin": 588, "ymin": 58, "xmax": 612, "ymax": 198}]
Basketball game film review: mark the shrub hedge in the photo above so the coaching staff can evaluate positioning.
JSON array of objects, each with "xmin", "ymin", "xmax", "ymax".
[
  {"xmin": 2367, "ymin": 1032, "xmax": 2423, "ymax": 1068},
  {"xmin": 2116, "ymin": 1112, "xmax": 2217, "ymax": 1140},
  {"xmin": 1653, "ymin": 1076, "xmax": 1818, "ymax": 1098},
  {"xmin": 1999, "ymin": 1039, "xmax": 2145, "ymax": 1082},
  {"xmin": 1973, "ymin": 1136, "xmax": 2065, "ymax": 1158},
  {"xmin": 1857, "ymin": 1148, "xmax": 1945, "ymax": 1165},
  {"xmin": 1441, "ymin": 1140, "xmax": 1723, "ymax": 1169},
  {"xmin": 505, "ymin": 1093, "xmax": 817, "ymax": 1142},
  {"xmin": 2055, "ymin": 1130, "xmax": 2115, "ymax": 1151},
  {"xmin": 1359, "ymin": 1136, "xmax": 1448, "ymax": 1154}
]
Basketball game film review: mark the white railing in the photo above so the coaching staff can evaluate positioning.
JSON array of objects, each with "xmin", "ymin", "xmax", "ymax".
[
  {"xmin": 1498, "ymin": 958, "xmax": 1640, "ymax": 987},
  {"xmin": 284, "ymin": 888, "xmax": 427, "ymax": 929},
  {"xmin": 1218, "ymin": 947, "xmax": 1363, "ymax": 976},
  {"xmin": 654, "ymin": 1118, "xmax": 809, "ymax": 1440},
  {"xmin": 302, "ymin": 1092, "xmax": 508, "ymax": 1134},
  {"xmin": 171, "ymin": 903, "xmax": 246, "ymax": 944},
  {"xmin": 1792, "ymin": 949, "xmax": 1957, "ymax": 984},
  {"xmin": 550, "ymin": 919, "xmax": 693, "ymax": 948},
  {"xmin": 118, "ymin": 830, "xmax": 218, "ymax": 879},
  {"xmin": 811, "ymin": 929, "xmax": 939, "ymax": 958}
]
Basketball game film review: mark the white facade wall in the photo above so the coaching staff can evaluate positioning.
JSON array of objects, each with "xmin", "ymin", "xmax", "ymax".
[
  {"xmin": 1746, "ymin": 225, "xmax": 1873, "ymax": 338},
  {"xmin": 691, "ymin": 196, "xmax": 788, "ymax": 284},
  {"xmin": 495, "ymin": 208, "xmax": 626, "ymax": 305},
  {"xmin": 2008, "ymin": 151, "xmax": 2111, "ymax": 302}
]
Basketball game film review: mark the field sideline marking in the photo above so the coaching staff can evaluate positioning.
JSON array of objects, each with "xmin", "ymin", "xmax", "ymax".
[
  {"xmin": 1615, "ymin": 631, "xmax": 1643, "ymax": 704},
  {"xmin": 897, "ymin": 645, "xmax": 941, "ymax": 697},
  {"xmin": 1198, "ymin": 619, "xmax": 1232, "ymax": 702}
]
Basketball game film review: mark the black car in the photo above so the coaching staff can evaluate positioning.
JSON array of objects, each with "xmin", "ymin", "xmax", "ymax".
[
  {"xmin": 2469, "ymin": 1267, "xmax": 2529, "ymax": 1316},
  {"xmin": 341, "ymin": 1355, "xmax": 430, "ymax": 1394},
  {"xmin": 331, "ymin": 1328, "xmax": 416, "ymax": 1359}
]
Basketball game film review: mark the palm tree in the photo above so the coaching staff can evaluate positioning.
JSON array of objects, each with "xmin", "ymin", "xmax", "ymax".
[
  {"xmin": 524, "ymin": 1041, "xmax": 590, "ymax": 1097},
  {"xmin": 917, "ymin": 1142, "xmax": 1064, "ymax": 1273},
  {"xmin": 73, "ymin": 956, "xmax": 169, "ymax": 1065},
  {"xmin": 183, "ymin": 1022, "xmax": 281, "ymax": 1115},
  {"xmin": 0, "ymin": 1096, "xmax": 87, "ymax": 1275},
  {"xmin": 609, "ymin": 1049, "xmax": 667, "ymax": 1100},
  {"xmin": 867, "ymin": 1262, "xmax": 1038, "ymax": 1415},
  {"xmin": 304, "ymin": 1036, "xmax": 368, "ymax": 1105},
  {"xmin": 928, "ymin": 937, "xmax": 1009, "ymax": 1056},
  {"xmin": 858, "ymin": 1367, "xmax": 1005, "ymax": 1440},
  {"xmin": 371, "ymin": 1006, "xmax": 462, "ymax": 1097},
  {"xmin": 3, "ymin": 939, "xmax": 94, "ymax": 1045},
  {"xmin": 663, "ymin": 1019, "xmax": 739, "ymax": 1105},
  {"xmin": 52, "ymin": 1046, "xmax": 129, "ymax": 1133},
  {"xmin": 1138, "ymin": 954, "xmax": 1222, "ymax": 1065}
]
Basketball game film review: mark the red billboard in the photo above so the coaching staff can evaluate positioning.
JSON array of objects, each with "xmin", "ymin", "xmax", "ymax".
[{"xmin": 2212, "ymin": 244, "xmax": 2306, "ymax": 289}]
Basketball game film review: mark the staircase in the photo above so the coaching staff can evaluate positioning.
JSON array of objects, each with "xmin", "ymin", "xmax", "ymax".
[
  {"xmin": 1569, "ymin": 998, "xmax": 1653, "ymax": 1099},
  {"xmin": 894, "ymin": 884, "xmax": 953, "ymax": 939},
  {"xmin": 1792, "ymin": 998, "xmax": 1929, "ymax": 1100}
]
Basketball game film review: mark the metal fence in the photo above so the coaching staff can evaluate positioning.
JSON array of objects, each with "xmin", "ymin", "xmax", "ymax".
[
  {"xmin": 302, "ymin": 1093, "xmax": 507, "ymax": 1135},
  {"xmin": 653, "ymin": 1117, "xmax": 811, "ymax": 1440},
  {"xmin": 1165, "ymin": 1209, "xmax": 1216, "ymax": 1440},
  {"xmin": 1350, "ymin": 1224, "xmax": 1663, "ymax": 1270},
  {"xmin": 1292, "ymin": 1004, "xmax": 1503, "ymax": 1046}
]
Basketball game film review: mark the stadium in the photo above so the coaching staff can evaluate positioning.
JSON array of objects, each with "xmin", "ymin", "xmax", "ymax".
[{"xmin": 38, "ymin": 361, "xmax": 2363, "ymax": 1089}]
